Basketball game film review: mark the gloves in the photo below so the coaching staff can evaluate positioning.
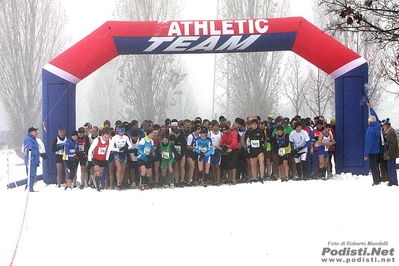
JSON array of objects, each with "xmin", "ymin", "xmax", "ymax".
[
  {"xmin": 147, "ymin": 154, "xmax": 153, "ymax": 162},
  {"xmin": 221, "ymin": 144, "xmax": 228, "ymax": 153},
  {"xmin": 199, "ymin": 152, "xmax": 205, "ymax": 160},
  {"xmin": 119, "ymin": 146, "xmax": 128, "ymax": 152},
  {"xmin": 293, "ymin": 147, "xmax": 303, "ymax": 154},
  {"xmin": 40, "ymin": 153, "xmax": 48, "ymax": 159},
  {"xmin": 214, "ymin": 148, "xmax": 221, "ymax": 155},
  {"xmin": 133, "ymin": 149, "xmax": 138, "ymax": 156}
]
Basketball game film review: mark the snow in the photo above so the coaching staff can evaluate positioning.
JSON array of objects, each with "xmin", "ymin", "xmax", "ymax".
[{"xmin": 0, "ymin": 149, "xmax": 398, "ymax": 266}]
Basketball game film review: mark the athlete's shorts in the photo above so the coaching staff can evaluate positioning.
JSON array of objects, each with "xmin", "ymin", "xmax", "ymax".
[
  {"xmin": 318, "ymin": 147, "xmax": 329, "ymax": 158},
  {"xmin": 294, "ymin": 152, "xmax": 307, "ymax": 164},
  {"xmin": 93, "ymin": 159, "xmax": 106, "ymax": 168},
  {"xmin": 114, "ymin": 152, "xmax": 127, "ymax": 164},
  {"xmin": 55, "ymin": 154, "xmax": 63, "ymax": 163},
  {"xmin": 210, "ymin": 154, "xmax": 221, "ymax": 166},
  {"xmin": 185, "ymin": 150, "xmax": 198, "ymax": 161},
  {"xmin": 76, "ymin": 154, "xmax": 87, "ymax": 166},
  {"xmin": 277, "ymin": 154, "xmax": 289, "ymax": 165},
  {"xmin": 161, "ymin": 158, "xmax": 174, "ymax": 170},
  {"xmin": 138, "ymin": 159, "xmax": 152, "ymax": 169},
  {"xmin": 221, "ymin": 150, "xmax": 237, "ymax": 170},
  {"xmin": 63, "ymin": 160, "xmax": 77, "ymax": 179},
  {"xmin": 129, "ymin": 160, "xmax": 138, "ymax": 169},
  {"xmin": 264, "ymin": 150, "xmax": 271, "ymax": 160},
  {"xmin": 198, "ymin": 155, "xmax": 211, "ymax": 164},
  {"xmin": 249, "ymin": 148, "xmax": 264, "ymax": 158},
  {"xmin": 152, "ymin": 155, "xmax": 161, "ymax": 162}
]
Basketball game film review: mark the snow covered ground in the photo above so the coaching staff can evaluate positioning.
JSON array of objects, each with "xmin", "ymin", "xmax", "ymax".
[{"xmin": 0, "ymin": 149, "xmax": 398, "ymax": 266}]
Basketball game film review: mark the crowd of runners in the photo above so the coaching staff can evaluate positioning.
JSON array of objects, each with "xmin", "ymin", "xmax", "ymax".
[{"xmin": 51, "ymin": 114, "xmax": 338, "ymax": 191}]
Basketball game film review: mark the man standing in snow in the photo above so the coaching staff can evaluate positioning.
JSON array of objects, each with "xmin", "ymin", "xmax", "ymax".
[
  {"xmin": 381, "ymin": 118, "xmax": 399, "ymax": 186},
  {"xmin": 23, "ymin": 127, "xmax": 41, "ymax": 192},
  {"xmin": 364, "ymin": 102, "xmax": 381, "ymax": 186}
]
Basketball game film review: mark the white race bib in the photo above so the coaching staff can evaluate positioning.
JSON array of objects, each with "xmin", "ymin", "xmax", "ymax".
[
  {"xmin": 98, "ymin": 147, "xmax": 106, "ymax": 155},
  {"xmin": 162, "ymin": 151, "xmax": 170, "ymax": 159},
  {"xmin": 175, "ymin": 145, "xmax": 181, "ymax": 153},
  {"xmin": 251, "ymin": 140, "xmax": 260, "ymax": 148}
]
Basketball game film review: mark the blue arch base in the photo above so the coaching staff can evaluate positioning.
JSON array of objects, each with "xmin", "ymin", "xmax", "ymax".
[
  {"xmin": 42, "ymin": 69, "xmax": 77, "ymax": 184},
  {"xmin": 334, "ymin": 63, "xmax": 369, "ymax": 176}
]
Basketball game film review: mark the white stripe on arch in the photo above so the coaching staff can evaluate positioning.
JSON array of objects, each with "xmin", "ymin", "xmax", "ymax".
[
  {"xmin": 43, "ymin": 63, "xmax": 81, "ymax": 84},
  {"xmin": 329, "ymin": 57, "xmax": 367, "ymax": 79}
]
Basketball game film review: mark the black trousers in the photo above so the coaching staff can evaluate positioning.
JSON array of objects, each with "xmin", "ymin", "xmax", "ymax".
[{"xmin": 369, "ymin": 153, "xmax": 381, "ymax": 184}]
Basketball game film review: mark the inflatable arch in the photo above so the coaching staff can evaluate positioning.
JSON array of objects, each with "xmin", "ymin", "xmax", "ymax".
[{"xmin": 42, "ymin": 17, "xmax": 369, "ymax": 183}]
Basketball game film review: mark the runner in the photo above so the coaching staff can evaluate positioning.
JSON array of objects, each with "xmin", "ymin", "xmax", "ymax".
[
  {"xmin": 193, "ymin": 127, "xmax": 214, "ymax": 187},
  {"xmin": 272, "ymin": 125, "xmax": 291, "ymax": 182},
  {"xmin": 87, "ymin": 128, "xmax": 114, "ymax": 191},
  {"xmin": 111, "ymin": 126, "xmax": 133, "ymax": 190},
  {"xmin": 157, "ymin": 134, "xmax": 177, "ymax": 188},
  {"xmin": 63, "ymin": 130, "xmax": 79, "ymax": 190},
  {"xmin": 317, "ymin": 124, "xmax": 335, "ymax": 180},
  {"xmin": 219, "ymin": 124, "xmax": 239, "ymax": 184},
  {"xmin": 137, "ymin": 128, "xmax": 156, "ymax": 190},
  {"xmin": 245, "ymin": 119, "xmax": 266, "ymax": 183},
  {"xmin": 52, "ymin": 127, "xmax": 67, "ymax": 187},
  {"xmin": 208, "ymin": 121, "xmax": 223, "ymax": 185},
  {"xmin": 75, "ymin": 127, "xmax": 90, "ymax": 189},
  {"xmin": 289, "ymin": 122, "xmax": 311, "ymax": 180},
  {"xmin": 127, "ymin": 130, "xmax": 140, "ymax": 189},
  {"xmin": 186, "ymin": 125, "xmax": 201, "ymax": 184},
  {"xmin": 168, "ymin": 127, "xmax": 187, "ymax": 187}
]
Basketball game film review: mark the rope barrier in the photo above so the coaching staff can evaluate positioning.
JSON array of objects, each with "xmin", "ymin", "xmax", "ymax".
[{"xmin": 9, "ymin": 189, "xmax": 30, "ymax": 266}]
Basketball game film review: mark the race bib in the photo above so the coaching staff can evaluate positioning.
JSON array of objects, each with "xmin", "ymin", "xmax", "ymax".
[
  {"xmin": 278, "ymin": 147, "xmax": 286, "ymax": 156},
  {"xmin": 98, "ymin": 147, "xmax": 106, "ymax": 155},
  {"xmin": 199, "ymin": 147, "xmax": 208, "ymax": 153},
  {"xmin": 79, "ymin": 144, "xmax": 84, "ymax": 152},
  {"xmin": 251, "ymin": 140, "xmax": 260, "ymax": 148},
  {"xmin": 162, "ymin": 151, "xmax": 170, "ymax": 159},
  {"xmin": 175, "ymin": 145, "xmax": 181, "ymax": 153},
  {"xmin": 70, "ymin": 148, "xmax": 76, "ymax": 154},
  {"xmin": 144, "ymin": 147, "xmax": 151, "ymax": 155}
]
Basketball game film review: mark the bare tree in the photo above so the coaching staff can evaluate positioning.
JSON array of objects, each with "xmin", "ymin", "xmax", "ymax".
[
  {"xmin": 305, "ymin": 68, "xmax": 334, "ymax": 117},
  {"xmin": 77, "ymin": 60, "xmax": 125, "ymax": 127},
  {"xmin": 311, "ymin": 0, "xmax": 387, "ymax": 111},
  {"xmin": 318, "ymin": 0, "xmax": 399, "ymax": 88},
  {"xmin": 0, "ymin": 0, "xmax": 69, "ymax": 148},
  {"xmin": 282, "ymin": 55, "xmax": 310, "ymax": 115},
  {"xmin": 115, "ymin": 0, "xmax": 186, "ymax": 123},
  {"xmin": 221, "ymin": 0, "xmax": 290, "ymax": 119},
  {"xmin": 167, "ymin": 76, "xmax": 198, "ymax": 120}
]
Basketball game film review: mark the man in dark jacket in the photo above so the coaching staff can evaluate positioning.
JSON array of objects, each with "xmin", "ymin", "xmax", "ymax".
[
  {"xmin": 364, "ymin": 102, "xmax": 381, "ymax": 186},
  {"xmin": 23, "ymin": 127, "xmax": 41, "ymax": 192},
  {"xmin": 382, "ymin": 118, "xmax": 399, "ymax": 186}
]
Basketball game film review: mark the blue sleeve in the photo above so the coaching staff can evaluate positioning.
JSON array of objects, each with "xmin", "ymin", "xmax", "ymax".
[
  {"xmin": 137, "ymin": 142, "xmax": 146, "ymax": 160},
  {"xmin": 290, "ymin": 141, "xmax": 294, "ymax": 150},
  {"xmin": 193, "ymin": 139, "xmax": 200, "ymax": 154},
  {"xmin": 65, "ymin": 141, "xmax": 74, "ymax": 156},
  {"xmin": 205, "ymin": 140, "xmax": 214, "ymax": 156},
  {"xmin": 303, "ymin": 140, "xmax": 310, "ymax": 149},
  {"xmin": 370, "ymin": 108, "xmax": 379, "ymax": 122}
]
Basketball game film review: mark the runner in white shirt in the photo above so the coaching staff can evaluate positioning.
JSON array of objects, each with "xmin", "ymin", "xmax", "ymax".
[
  {"xmin": 289, "ymin": 122, "xmax": 310, "ymax": 180},
  {"xmin": 208, "ymin": 121, "xmax": 223, "ymax": 185},
  {"xmin": 111, "ymin": 126, "xmax": 133, "ymax": 190}
]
